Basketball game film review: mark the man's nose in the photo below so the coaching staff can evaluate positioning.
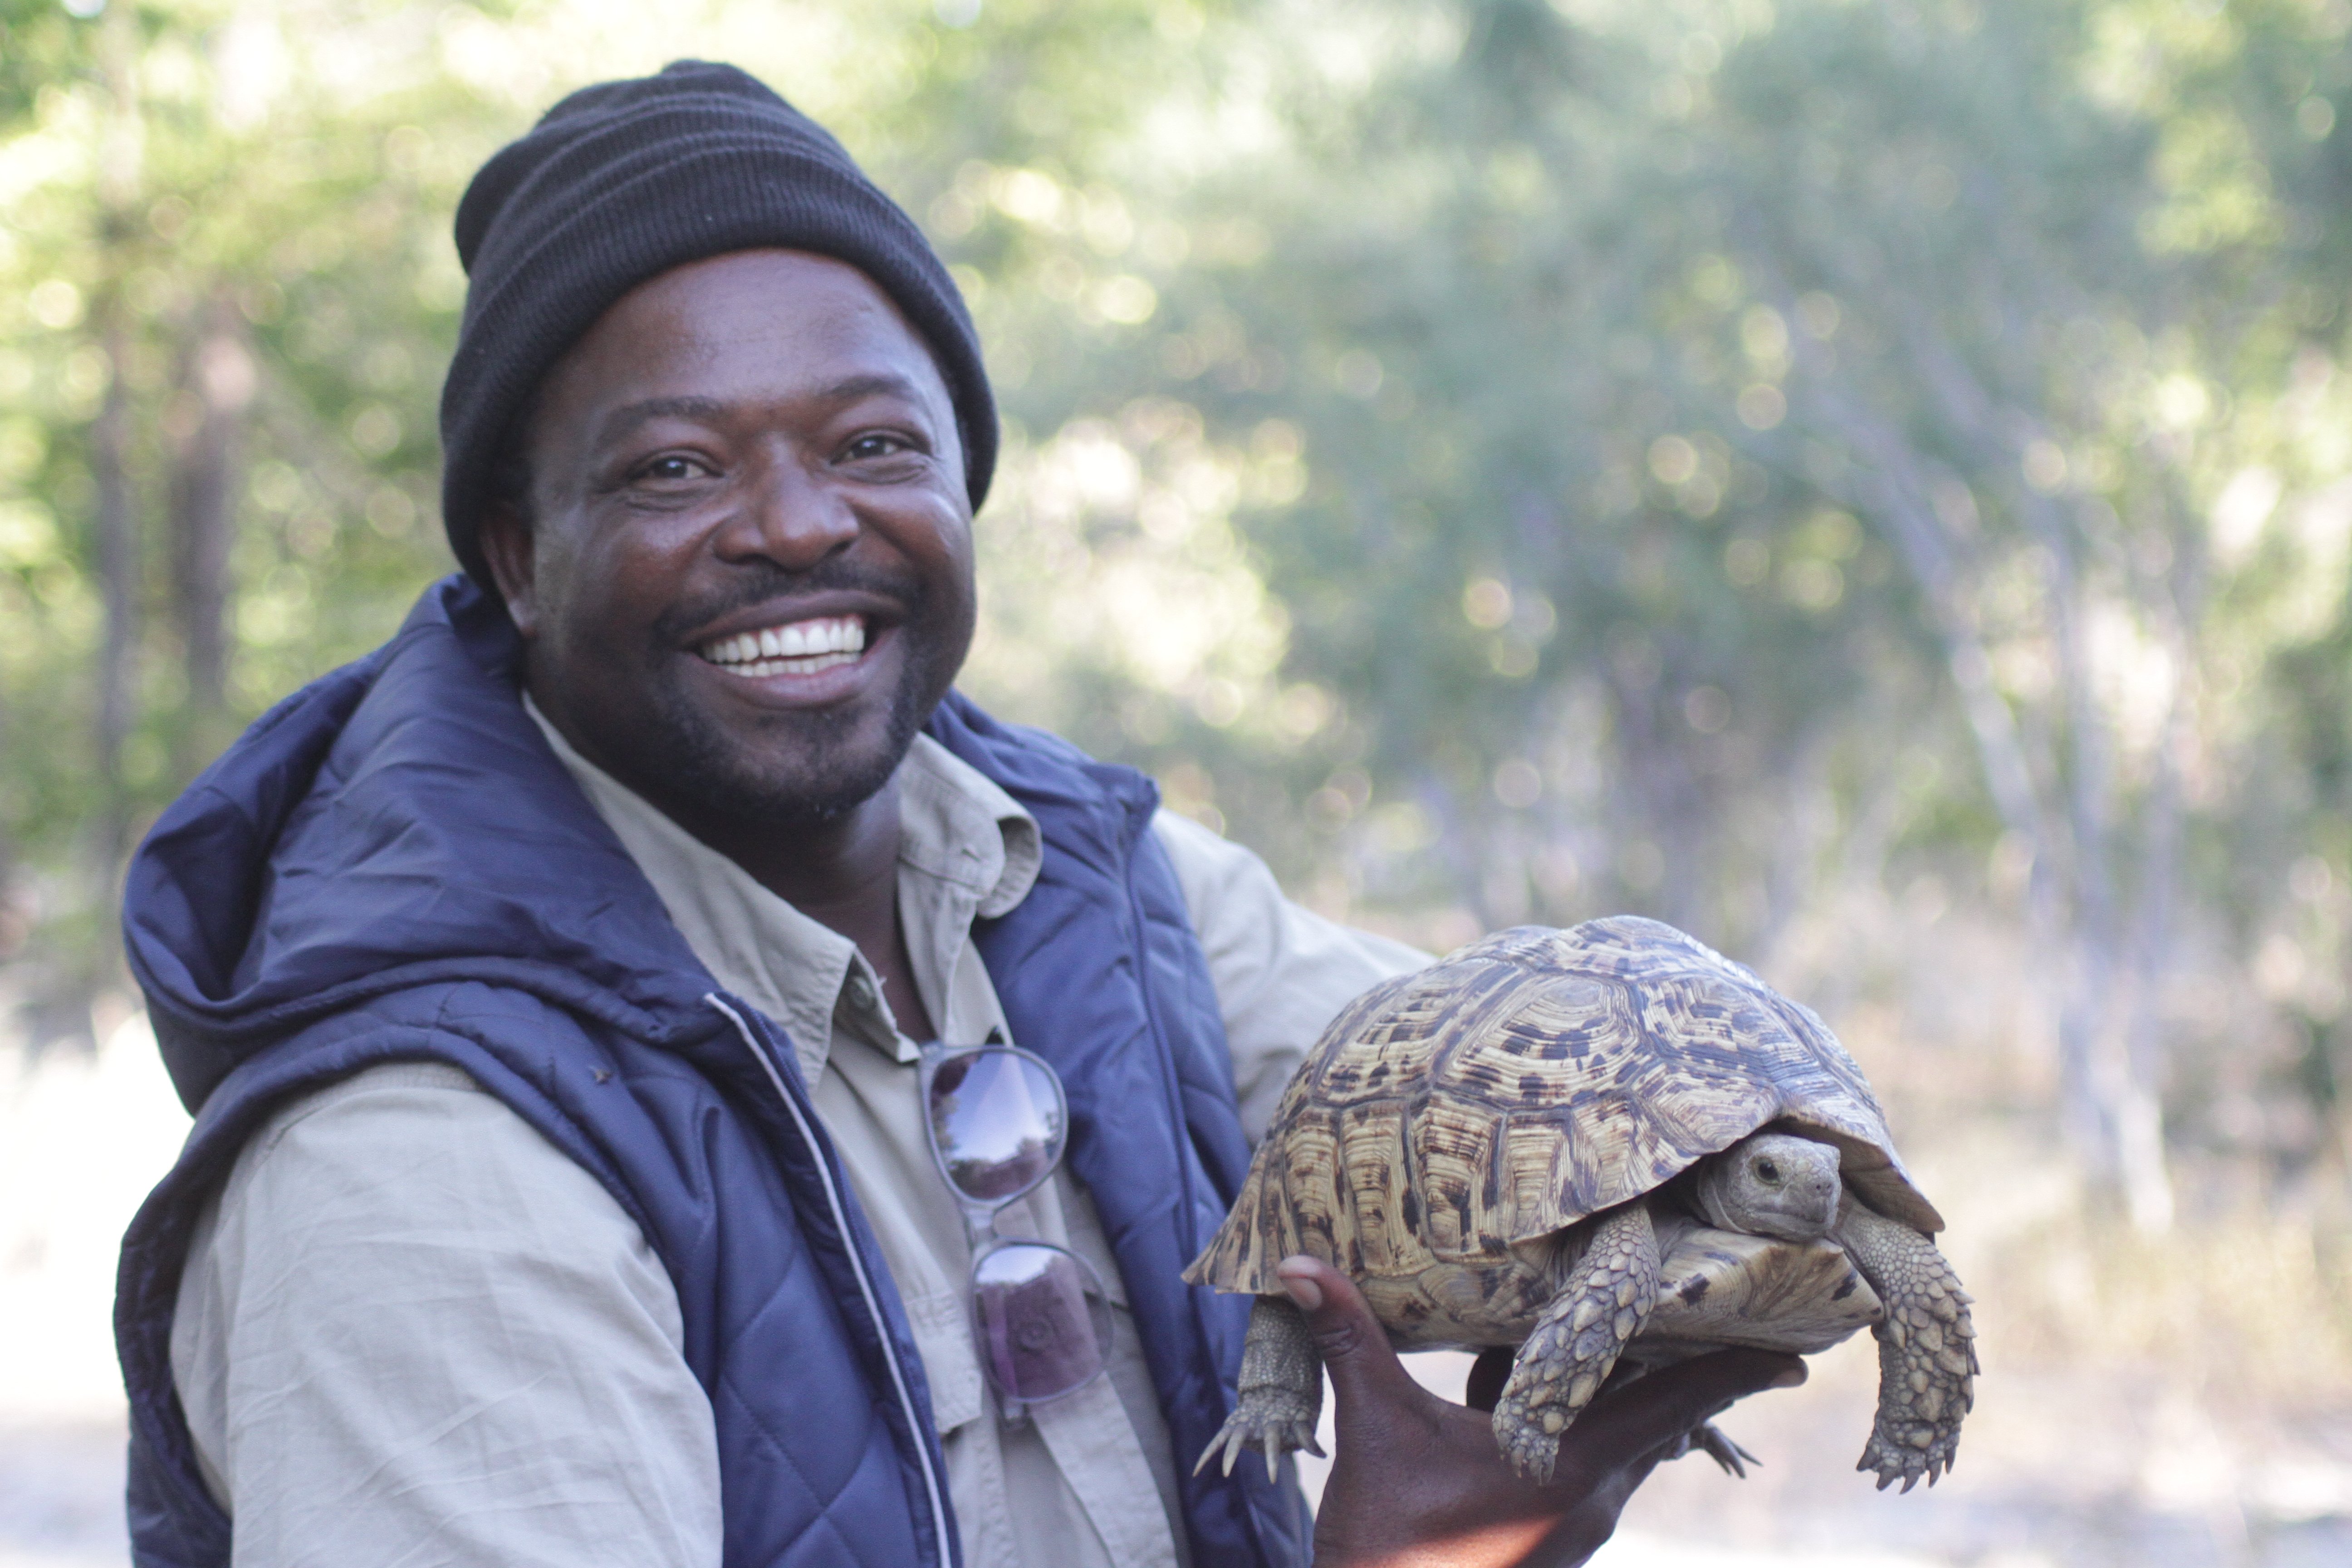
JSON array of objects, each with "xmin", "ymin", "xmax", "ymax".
[{"xmin": 714, "ymin": 455, "xmax": 860, "ymax": 569}]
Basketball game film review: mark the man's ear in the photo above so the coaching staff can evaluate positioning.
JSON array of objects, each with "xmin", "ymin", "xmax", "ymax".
[{"xmin": 476, "ymin": 503, "xmax": 540, "ymax": 638}]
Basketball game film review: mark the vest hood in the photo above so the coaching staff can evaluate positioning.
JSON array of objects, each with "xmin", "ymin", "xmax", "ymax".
[{"xmin": 122, "ymin": 574, "xmax": 717, "ymax": 1113}]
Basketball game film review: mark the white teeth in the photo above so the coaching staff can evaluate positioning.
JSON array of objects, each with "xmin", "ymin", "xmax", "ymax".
[
  {"xmin": 725, "ymin": 652, "xmax": 859, "ymax": 677},
  {"xmin": 698, "ymin": 615, "xmax": 868, "ymax": 673}
]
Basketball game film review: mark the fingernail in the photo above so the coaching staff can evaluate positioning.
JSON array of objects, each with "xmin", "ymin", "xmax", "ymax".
[
  {"xmin": 1275, "ymin": 1258, "xmax": 1324, "ymax": 1312},
  {"xmin": 1771, "ymin": 1367, "xmax": 1808, "ymax": 1389}
]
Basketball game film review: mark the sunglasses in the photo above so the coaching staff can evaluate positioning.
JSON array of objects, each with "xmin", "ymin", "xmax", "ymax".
[{"xmin": 921, "ymin": 1040, "xmax": 1115, "ymax": 1421}]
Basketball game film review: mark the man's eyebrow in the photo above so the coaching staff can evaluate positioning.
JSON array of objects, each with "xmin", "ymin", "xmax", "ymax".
[
  {"xmin": 596, "ymin": 396, "xmax": 729, "ymax": 444},
  {"xmin": 820, "ymin": 372, "xmax": 927, "ymax": 405},
  {"xmin": 594, "ymin": 377, "xmax": 931, "ymax": 445}
]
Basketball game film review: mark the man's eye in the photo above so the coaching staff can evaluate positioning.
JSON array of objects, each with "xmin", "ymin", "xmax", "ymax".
[
  {"xmin": 845, "ymin": 434, "xmax": 910, "ymax": 461},
  {"xmin": 639, "ymin": 456, "xmax": 704, "ymax": 481}
]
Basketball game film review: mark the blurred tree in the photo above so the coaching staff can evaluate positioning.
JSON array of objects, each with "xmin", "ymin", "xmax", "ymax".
[
  {"xmin": 1065, "ymin": 0, "xmax": 2352, "ymax": 1225},
  {"xmin": 0, "ymin": 0, "xmax": 511, "ymax": 1022},
  {"xmin": 1, "ymin": 0, "xmax": 2350, "ymax": 1222}
]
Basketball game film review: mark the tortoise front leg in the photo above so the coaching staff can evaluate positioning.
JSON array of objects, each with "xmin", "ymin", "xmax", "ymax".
[
  {"xmin": 1196, "ymin": 1294, "xmax": 1326, "ymax": 1482},
  {"xmin": 1834, "ymin": 1197, "xmax": 1977, "ymax": 1490},
  {"xmin": 1493, "ymin": 1202, "xmax": 1661, "ymax": 1483}
]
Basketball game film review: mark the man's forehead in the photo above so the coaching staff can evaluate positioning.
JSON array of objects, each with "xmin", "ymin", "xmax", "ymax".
[
  {"xmin": 611, "ymin": 250, "xmax": 917, "ymax": 341},
  {"xmin": 549, "ymin": 250, "xmax": 958, "ymax": 415}
]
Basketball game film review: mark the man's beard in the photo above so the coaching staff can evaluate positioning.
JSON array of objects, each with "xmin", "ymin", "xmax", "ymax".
[{"xmin": 639, "ymin": 558, "xmax": 959, "ymax": 831}]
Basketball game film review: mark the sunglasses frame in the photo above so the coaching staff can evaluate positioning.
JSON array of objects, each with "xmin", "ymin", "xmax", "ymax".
[{"xmin": 919, "ymin": 1040, "xmax": 1115, "ymax": 1421}]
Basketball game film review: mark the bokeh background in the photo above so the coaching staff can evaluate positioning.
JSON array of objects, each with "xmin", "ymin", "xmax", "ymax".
[{"xmin": 4, "ymin": 0, "xmax": 2352, "ymax": 1563}]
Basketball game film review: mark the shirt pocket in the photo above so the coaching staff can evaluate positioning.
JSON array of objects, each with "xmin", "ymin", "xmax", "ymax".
[{"xmin": 901, "ymin": 1286, "xmax": 985, "ymax": 1436}]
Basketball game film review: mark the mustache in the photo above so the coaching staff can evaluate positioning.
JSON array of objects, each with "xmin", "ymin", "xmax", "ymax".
[{"xmin": 650, "ymin": 556, "xmax": 929, "ymax": 646}]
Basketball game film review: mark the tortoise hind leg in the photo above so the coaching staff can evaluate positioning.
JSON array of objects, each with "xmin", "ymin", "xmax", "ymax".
[
  {"xmin": 1493, "ymin": 1202, "xmax": 1661, "ymax": 1484},
  {"xmin": 1835, "ymin": 1198, "xmax": 1977, "ymax": 1491},
  {"xmin": 1687, "ymin": 1421, "xmax": 1760, "ymax": 1479},
  {"xmin": 1195, "ymin": 1295, "xmax": 1326, "ymax": 1482}
]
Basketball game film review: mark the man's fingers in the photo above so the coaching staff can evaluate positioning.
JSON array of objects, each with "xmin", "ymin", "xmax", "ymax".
[
  {"xmin": 1464, "ymin": 1346, "xmax": 1514, "ymax": 1413},
  {"xmin": 1268, "ymin": 1259, "xmax": 1803, "ymax": 1472},
  {"xmin": 1274, "ymin": 1254, "xmax": 1418, "ymax": 1408},
  {"xmin": 1560, "ymin": 1349, "xmax": 1805, "ymax": 1465}
]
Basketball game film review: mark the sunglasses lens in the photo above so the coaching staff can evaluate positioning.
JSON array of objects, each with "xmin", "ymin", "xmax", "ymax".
[
  {"xmin": 929, "ymin": 1049, "xmax": 1065, "ymax": 1204},
  {"xmin": 969, "ymin": 1242, "xmax": 1113, "ymax": 1404}
]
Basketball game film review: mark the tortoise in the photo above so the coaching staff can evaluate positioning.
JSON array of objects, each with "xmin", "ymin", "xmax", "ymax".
[{"xmin": 1184, "ymin": 917, "xmax": 1975, "ymax": 1492}]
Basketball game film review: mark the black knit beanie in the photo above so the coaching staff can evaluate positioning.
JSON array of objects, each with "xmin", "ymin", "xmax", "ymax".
[{"xmin": 438, "ymin": 60, "xmax": 997, "ymax": 585}]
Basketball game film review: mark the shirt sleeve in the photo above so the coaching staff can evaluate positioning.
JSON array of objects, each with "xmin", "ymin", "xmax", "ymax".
[
  {"xmin": 170, "ymin": 1060, "xmax": 721, "ymax": 1568},
  {"xmin": 1150, "ymin": 809, "xmax": 1431, "ymax": 1143}
]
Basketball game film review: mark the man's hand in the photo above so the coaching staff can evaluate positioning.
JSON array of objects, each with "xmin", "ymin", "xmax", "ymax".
[{"xmin": 1278, "ymin": 1255, "xmax": 1804, "ymax": 1568}]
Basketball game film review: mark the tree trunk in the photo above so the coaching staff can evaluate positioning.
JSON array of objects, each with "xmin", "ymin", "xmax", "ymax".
[
  {"xmin": 0, "ymin": 691, "xmax": 20, "ymax": 963},
  {"xmin": 169, "ymin": 288, "xmax": 254, "ymax": 760},
  {"xmin": 90, "ymin": 307, "xmax": 139, "ymax": 887},
  {"xmin": 2110, "ymin": 530, "xmax": 2203, "ymax": 1235},
  {"xmin": 1780, "ymin": 304, "xmax": 2184, "ymax": 1218},
  {"xmin": 86, "ymin": 2, "xmax": 144, "ymax": 940}
]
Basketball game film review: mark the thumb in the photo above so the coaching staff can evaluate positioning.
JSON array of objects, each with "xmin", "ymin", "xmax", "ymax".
[{"xmin": 1273, "ymin": 1254, "xmax": 1417, "ymax": 1409}]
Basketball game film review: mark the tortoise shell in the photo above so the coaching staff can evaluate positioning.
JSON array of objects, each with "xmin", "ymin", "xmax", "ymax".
[{"xmin": 1187, "ymin": 917, "xmax": 1941, "ymax": 1297}]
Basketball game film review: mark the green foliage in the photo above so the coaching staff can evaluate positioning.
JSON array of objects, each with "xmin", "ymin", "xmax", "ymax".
[{"xmin": 4, "ymin": 0, "xmax": 2352, "ymax": 1197}]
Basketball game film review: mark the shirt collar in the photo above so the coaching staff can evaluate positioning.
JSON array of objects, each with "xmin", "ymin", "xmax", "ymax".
[
  {"xmin": 890, "ymin": 728, "xmax": 1041, "ymax": 919},
  {"xmin": 521, "ymin": 696, "xmax": 1039, "ymax": 1075}
]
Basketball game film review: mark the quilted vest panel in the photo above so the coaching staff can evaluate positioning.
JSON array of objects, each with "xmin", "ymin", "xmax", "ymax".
[{"xmin": 114, "ymin": 577, "xmax": 1311, "ymax": 1568}]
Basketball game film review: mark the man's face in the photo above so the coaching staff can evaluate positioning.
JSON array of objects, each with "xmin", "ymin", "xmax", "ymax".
[{"xmin": 482, "ymin": 249, "xmax": 977, "ymax": 832}]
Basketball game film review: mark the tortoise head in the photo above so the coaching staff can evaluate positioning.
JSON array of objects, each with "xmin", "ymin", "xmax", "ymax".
[{"xmin": 1695, "ymin": 1131, "xmax": 1843, "ymax": 1242}]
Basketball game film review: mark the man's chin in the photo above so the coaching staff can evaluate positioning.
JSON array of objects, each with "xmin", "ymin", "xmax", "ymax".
[
  {"xmin": 659, "ymin": 701, "xmax": 924, "ymax": 830},
  {"xmin": 715, "ymin": 760, "xmax": 902, "ymax": 828}
]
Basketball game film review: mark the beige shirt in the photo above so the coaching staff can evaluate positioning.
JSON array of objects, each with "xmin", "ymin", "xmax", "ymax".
[{"xmin": 173, "ymin": 711, "xmax": 1425, "ymax": 1568}]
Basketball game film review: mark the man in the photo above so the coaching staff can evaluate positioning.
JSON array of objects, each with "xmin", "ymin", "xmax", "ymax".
[{"xmin": 116, "ymin": 62, "xmax": 1796, "ymax": 1568}]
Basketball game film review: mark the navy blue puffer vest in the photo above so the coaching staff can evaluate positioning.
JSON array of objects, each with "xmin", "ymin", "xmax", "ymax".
[{"xmin": 114, "ymin": 576, "xmax": 1313, "ymax": 1568}]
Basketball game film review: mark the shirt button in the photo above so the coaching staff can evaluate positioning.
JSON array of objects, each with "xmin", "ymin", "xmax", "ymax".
[{"xmin": 847, "ymin": 973, "xmax": 877, "ymax": 1008}]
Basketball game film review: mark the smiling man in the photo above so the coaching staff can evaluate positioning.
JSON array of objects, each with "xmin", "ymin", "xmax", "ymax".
[{"xmin": 114, "ymin": 62, "xmax": 1797, "ymax": 1568}]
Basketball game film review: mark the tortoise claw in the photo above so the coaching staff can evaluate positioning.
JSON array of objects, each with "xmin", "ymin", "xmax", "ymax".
[
  {"xmin": 1196, "ymin": 1406, "xmax": 1319, "ymax": 1481},
  {"xmin": 1503, "ymin": 1423, "xmax": 1563, "ymax": 1485},
  {"xmin": 1251, "ymin": 1420, "xmax": 1323, "ymax": 1480},
  {"xmin": 1689, "ymin": 1421, "xmax": 1759, "ymax": 1479}
]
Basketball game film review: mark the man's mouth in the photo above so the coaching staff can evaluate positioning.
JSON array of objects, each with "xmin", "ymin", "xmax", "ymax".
[{"xmin": 696, "ymin": 614, "xmax": 869, "ymax": 678}]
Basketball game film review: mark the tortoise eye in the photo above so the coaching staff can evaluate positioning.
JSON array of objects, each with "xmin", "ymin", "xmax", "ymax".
[{"xmin": 1755, "ymin": 1159, "xmax": 1780, "ymax": 1181}]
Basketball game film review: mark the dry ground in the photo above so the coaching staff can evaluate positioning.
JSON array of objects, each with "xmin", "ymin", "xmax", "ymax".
[{"xmin": 7, "ymin": 1009, "xmax": 2351, "ymax": 1567}]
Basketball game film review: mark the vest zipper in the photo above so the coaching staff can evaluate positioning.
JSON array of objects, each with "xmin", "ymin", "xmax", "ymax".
[{"xmin": 704, "ymin": 993, "xmax": 955, "ymax": 1567}]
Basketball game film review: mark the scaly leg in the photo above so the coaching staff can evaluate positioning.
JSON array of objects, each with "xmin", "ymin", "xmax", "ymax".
[
  {"xmin": 1195, "ymin": 1295, "xmax": 1325, "ymax": 1482},
  {"xmin": 1493, "ymin": 1202, "xmax": 1661, "ymax": 1483},
  {"xmin": 1835, "ymin": 1196, "xmax": 1978, "ymax": 1491}
]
